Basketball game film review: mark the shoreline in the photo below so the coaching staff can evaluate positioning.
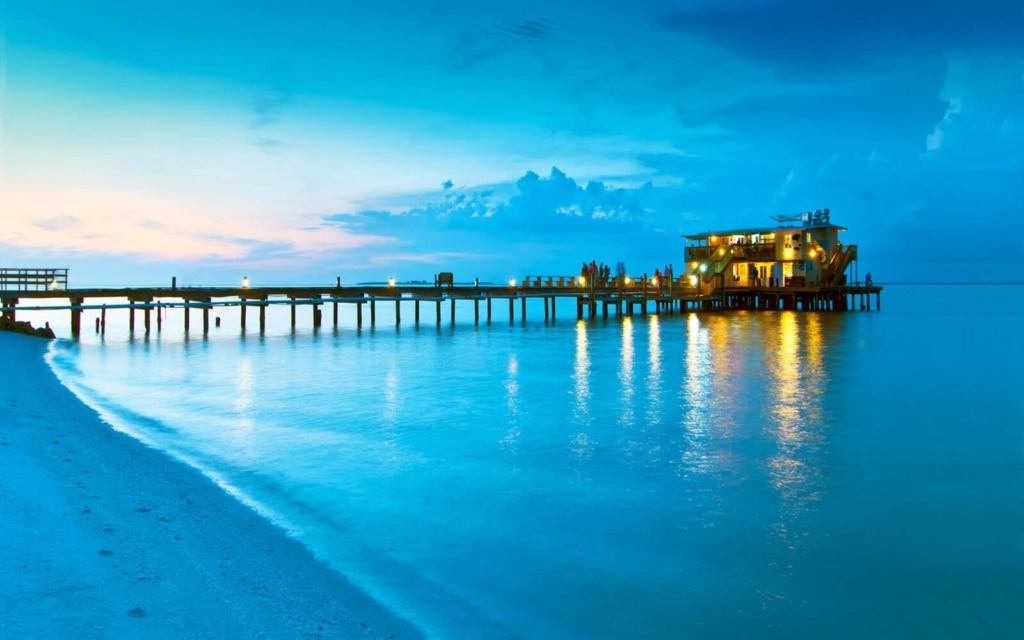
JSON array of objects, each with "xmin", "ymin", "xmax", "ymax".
[{"xmin": 0, "ymin": 331, "xmax": 421, "ymax": 639}]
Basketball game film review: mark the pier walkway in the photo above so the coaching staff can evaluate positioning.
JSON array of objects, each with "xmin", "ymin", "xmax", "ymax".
[{"xmin": 1, "ymin": 276, "xmax": 883, "ymax": 338}]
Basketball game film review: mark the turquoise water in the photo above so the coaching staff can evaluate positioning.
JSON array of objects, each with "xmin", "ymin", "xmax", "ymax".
[{"xmin": 46, "ymin": 286, "xmax": 1024, "ymax": 638}]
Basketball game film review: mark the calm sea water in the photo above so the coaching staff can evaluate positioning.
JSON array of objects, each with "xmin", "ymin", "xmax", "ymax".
[{"xmin": 45, "ymin": 286, "xmax": 1024, "ymax": 638}]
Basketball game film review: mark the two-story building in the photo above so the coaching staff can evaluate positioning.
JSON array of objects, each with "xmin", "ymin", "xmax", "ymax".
[{"xmin": 684, "ymin": 209, "xmax": 857, "ymax": 293}]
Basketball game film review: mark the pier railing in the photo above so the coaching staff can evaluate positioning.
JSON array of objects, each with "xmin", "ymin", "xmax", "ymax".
[{"xmin": 0, "ymin": 268, "xmax": 69, "ymax": 292}]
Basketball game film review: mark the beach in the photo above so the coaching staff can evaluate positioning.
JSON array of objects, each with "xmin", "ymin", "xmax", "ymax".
[{"xmin": 0, "ymin": 331, "xmax": 420, "ymax": 640}]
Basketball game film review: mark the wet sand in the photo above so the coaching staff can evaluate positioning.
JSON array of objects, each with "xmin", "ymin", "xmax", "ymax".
[{"xmin": 0, "ymin": 331, "xmax": 421, "ymax": 639}]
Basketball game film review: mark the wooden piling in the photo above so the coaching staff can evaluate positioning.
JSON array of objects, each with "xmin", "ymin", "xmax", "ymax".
[
  {"xmin": 487, "ymin": 297, "xmax": 492, "ymax": 323},
  {"xmin": 129, "ymin": 302, "xmax": 135, "ymax": 332},
  {"xmin": 509, "ymin": 297, "xmax": 515, "ymax": 324},
  {"xmin": 70, "ymin": 298, "xmax": 82, "ymax": 337},
  {"xmin": 259, "ymin": 303, "xmax": 266, "ymax": 333},
  {"xmin": 474, "ymin": 299, "xmax": 479, "ymax": 324},
  {"xmin": 184, "ymin": 304, "xmax": 190, "ymax": 332},
  {"xmin": 415, "ymin": 300, "xmax": 420, "ymax": 324},
  {"xmin": 450, "ymin": 298, "xmax": 456, "ymax": 324},
  {"xmin": 333, "ymin": 302, "xmax": 338, "ymax": 327},
  {"xmin": 203, "ymin": 306, "xmax": 210, "ymax": 334},
  {"xmin": 241, "ymin": 302, "xmax": 247, "ymax": 331},
  {"xmin": 395, "ymin": 299, "xmax": 401, "ymax": 325},
  {"xmin": 436, "ymin": 299, "xmax": 442, "ymax": 325},
  {"xmin": 370, "ymin": 298, "xmax": 376, "ymax": 327},
  {"xmin": 101, "ymin": 305, "xmax": 107, "ymax": 335}
]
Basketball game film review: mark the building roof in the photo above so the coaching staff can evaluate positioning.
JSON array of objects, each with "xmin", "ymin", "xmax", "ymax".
[{"xmin": 683, "ymin": 223, "xmax": 847, "ymax": 241}]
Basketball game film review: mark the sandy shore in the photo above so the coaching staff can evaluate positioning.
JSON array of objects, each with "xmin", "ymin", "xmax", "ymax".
[{"xmin": 0, "ymin": 331, "xmax": 421, "ymax": 639}]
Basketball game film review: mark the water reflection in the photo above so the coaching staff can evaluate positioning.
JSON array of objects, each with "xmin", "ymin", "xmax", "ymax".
[
  {"xmin": 765, "ymin": 312, "xmax": 826, "ymax": 517},
  {"xmin": 573, "ymin": 320, "xmax": 591, "ymax": 425},
  {"xmin": 572, "ymin": 320, "xmax": 594, "ymax": 461},
  {"xmin": 676, "ymin": 313, "xmax": 716, "ymax": 477},
  {"xmin": 618, "ymin": 316, "xmax": 635, "ymax": 429},
  {"xmin": 645, "ymin": 315, "xmax": 663, "ymax": 427},
  {"xmin": 502, "ymin": 353, "xmax": 521, "ymax": 450}
]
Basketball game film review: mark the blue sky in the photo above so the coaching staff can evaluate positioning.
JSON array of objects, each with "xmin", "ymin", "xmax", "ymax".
[{"xmin": 2, "ymin": 0, "xmax": 1022, "ymax": 284}]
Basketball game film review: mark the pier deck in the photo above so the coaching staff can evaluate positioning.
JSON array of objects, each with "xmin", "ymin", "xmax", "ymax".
[{"xmin": 1, "ymin": 282, "xmax": 883, "ymax": 337}]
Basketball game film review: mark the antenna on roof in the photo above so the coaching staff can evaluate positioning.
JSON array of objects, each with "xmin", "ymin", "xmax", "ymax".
[
  {"xmin": 772, "ymin": 208, "xmax": 831, "ymax": 227},
  {"xmin": 770, "ymin": 213, "xmax": 804, "ymax": 226}
]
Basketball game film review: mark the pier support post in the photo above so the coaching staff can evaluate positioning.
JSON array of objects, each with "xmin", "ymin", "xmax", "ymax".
[
  {"xmin": 184, "ymin": 304, "xmax": 190, "ymax": 332},
  {"xmin": 450, "ymin": 298, "xmax": 456, "ymax": 325},
  {"xmin": 509, "ymin": 297, "xmax": 515, "ymax": 324},
  {"xmin": 487, "ymin": 297, "xmax": 492, "ymax": 324},
  {"xmin": 70, "ymin": 298, "xmax": 83, "ymax": 337},
  {"xmin": 544, "ymin": 297, "xmax": 549, "ymax": 321},
  {"xmin": 290, "ymin": 301, "xmax": 297, "ymax": 329},
  {"xmin": 356, "ymin": 303, "xmax": 362, "ymax": 328},
  {"xmin": 156, "ymin": 303, "xmax": 162, "ymax": 332},
  {"xmin": 436, "ymin": 300, "xmax": 442, "ymax": 325},
  {"xmin": 203, "ymin": 306, "xmax": 210, "ymax": 334},
  {"xmin": 144, "ymin": 304, "xmax": 151, "ymax": 333},
  {"xmin": 259, "ymin": 303, "xmax": 266, "ymax": 333},
  {"xmin": 395, "ymin": 299, "xmax": 401, "ymax": 325},
  {"xmin": 101, "ymin": 305, "xmax": 107, "ymax": 335},
  {"xmin": 370, "ymin": 298, "xmax": 376, "ymax": 327},
  {"xmin": 241, "ymin": 302, "xmax": 247, "ymax": 331},
  {"xmin": 129, "ymin": 302, "xmax": 135, "ymax": 333},
  {"xmin": 333, "ymin": 302, "xmax": 338, "ymax": 327},
  {"xmin": 415, "ymin": 300, "xmax": 420, "ymax": 325},
  {"xmin": 521, "ymin": 296, "xmax": 526, "ymax": 322},
  {"xmin": 314, "ymin": 304, "xmax": 322, "ymax": 328},
  {"xmin": 474, "ymin": 299, "xmax": 479, "ymax": 324},
  {"xmin": 551, "ymin": 297, "xmax": 556, "ymax": 319}
]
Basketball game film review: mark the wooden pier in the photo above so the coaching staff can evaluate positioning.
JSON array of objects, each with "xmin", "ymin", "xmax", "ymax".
[{"xmin": 1, "ymin": 274, "xmax": 883, "ymax": 338}]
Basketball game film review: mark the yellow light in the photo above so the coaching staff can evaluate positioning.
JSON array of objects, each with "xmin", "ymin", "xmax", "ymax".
[
  {"xmin": 388, "ymin": 277, "xmax": 395, "ymax": 287},
  {"xmin": 690, "ymin": 262, "xmax": 697, "ymax": 269},
  {"xmin": 509, "ymin": 278, "xmax": 516, "ymax": 287},
  {"xmin": 808, "ymin": 249, "xmax": 816, "ymax": 258},
  {"xmin": 700, "ymin": 264, "xmax": 708, "ymax": 273},
  {"xmin": 624, "ymin": 276, "xmax": 631, "ymax": 285},
  {"xmin": 241, "ymin": 276, "xmax": 250, "ymax": 289},
  {"xmin": 651, "ymin": 277, "xmax": 658, "ymax": 287},
  {"xmin": 688, "ymin": 275, "xmax": 698, "ymax": 286},
  {"xmin": 578, "ymin": 276, "xmax": 586, "ymax": 286}
]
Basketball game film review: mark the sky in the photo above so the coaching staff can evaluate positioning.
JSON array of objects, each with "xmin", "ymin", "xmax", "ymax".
[{"xmin": 1, "ymin": 0, "xmax": 1022, "ymax": 285}]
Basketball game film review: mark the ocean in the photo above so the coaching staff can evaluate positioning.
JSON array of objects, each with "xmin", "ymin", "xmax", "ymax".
[{"xmin": 44, "ymin": 285, "xmax": 1024, "ymax": 638}]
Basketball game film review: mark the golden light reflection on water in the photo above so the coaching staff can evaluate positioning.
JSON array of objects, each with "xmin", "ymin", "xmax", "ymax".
[
  {"xmin": 645, "ymin": 315, "xmax": 662, "ymax": 427},
  {"xmin": 766, "ymin": 312, "xmax": 826, "ymax": 515},
  {"xmin": 618, "ymin": 316, "xmax": 635, "ymax": 428},
  {"xmin": 572, "ymin": 320, "xmax": 594, "ymax": 461},
  {"xmin": 502, "ymin": 353, "xmax": 521, "ymax": 449},
  {"xmin": 677, "ymin": 313, "xmax": 716, "ymax": 477}
]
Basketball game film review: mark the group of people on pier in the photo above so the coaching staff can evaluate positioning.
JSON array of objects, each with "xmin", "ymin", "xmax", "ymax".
[{"xmin": 578, "ymin": 261, "xmax": 678, "ymax": 289}]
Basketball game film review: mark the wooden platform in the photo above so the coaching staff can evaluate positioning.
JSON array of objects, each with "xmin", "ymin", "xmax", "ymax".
[{"xmin": 0, "ymin": 282, "xmax": 883, "ymax": 338}]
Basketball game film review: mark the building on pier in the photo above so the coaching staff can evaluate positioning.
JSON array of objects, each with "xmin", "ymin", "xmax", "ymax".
[{"xmin": 684, "ymin": 209, "xmax": 858, "ymax": 294}]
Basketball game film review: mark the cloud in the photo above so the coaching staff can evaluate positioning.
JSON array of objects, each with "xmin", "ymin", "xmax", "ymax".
[
  {"xmin": 444, "ymin": 17, "xmax": 558, "ymax": 71},
  {"xmin": 661, "ymin": 0, "xmax": 1024, "ymax": 76},
  {"xmin": 250, "ymin": 87, "xmax": 291, "ymax": 151}
]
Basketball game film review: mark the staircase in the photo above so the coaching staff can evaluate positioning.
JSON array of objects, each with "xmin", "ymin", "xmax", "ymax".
[{"xmin": 826, "ymin": 244, "xmax": 857, "ymax": 285}]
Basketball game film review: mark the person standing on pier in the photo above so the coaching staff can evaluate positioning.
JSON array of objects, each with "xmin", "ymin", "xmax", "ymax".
[{"xmin": 865, "ymin": 272, "xmax": 873, "ymax": 286}]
